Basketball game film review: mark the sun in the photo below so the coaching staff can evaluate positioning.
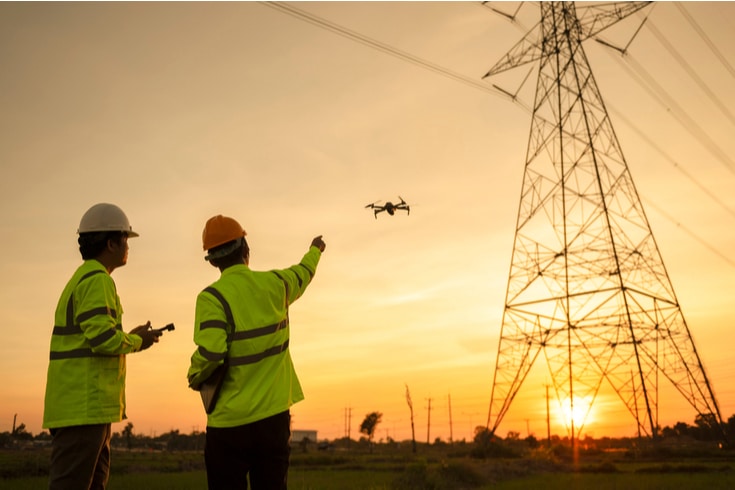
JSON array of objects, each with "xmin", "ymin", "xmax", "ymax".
[{"xmin": 559, "ymin": 396, "xmax": 595, "ymax": 431}]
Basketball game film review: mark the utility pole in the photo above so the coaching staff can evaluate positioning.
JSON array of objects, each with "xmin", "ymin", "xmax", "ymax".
[
  {"xmin": 426, "ymin": 397, "xmax": 432, "ymax": 444},
  {"xmin": 344, "ymin": 406, "xmax": 352, "ymax": 449},
  {"xmin": 447, "ymin": 393, "xmax": 454, "ymax": 444},
  {"xmin": 545, "ymin": 384, "xmax": 551, "ymax": 446}
]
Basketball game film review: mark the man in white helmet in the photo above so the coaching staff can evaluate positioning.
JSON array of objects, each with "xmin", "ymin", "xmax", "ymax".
[{"xmin": 43, "ymin": 203, "xmax": 163, "ymax": 490}]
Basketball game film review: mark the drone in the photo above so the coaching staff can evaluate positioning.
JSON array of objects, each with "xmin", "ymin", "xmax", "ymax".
[{"xmin": 365, "ymin": 196, "xmax": 410, "ymax": 219}]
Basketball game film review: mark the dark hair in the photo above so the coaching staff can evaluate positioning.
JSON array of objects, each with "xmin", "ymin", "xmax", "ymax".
[
  {"xmin": 209, "ymin": 237, "xmax": 250, "ymax": 269},
  {"xmin": 78, "ymin": 231, "xmax": 125, "ymax": 260}
]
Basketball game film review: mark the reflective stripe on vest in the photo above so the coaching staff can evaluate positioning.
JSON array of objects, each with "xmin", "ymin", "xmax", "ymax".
[
  {"xmin": 202, "ymin": 284, "xmax": 290, "ymax": 367},
  {"xmin": 49, "ymin": 269, "xmax": 119, "ymax": 361}
]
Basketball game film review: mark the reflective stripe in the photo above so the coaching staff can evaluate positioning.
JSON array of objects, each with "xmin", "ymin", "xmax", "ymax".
[
  {"xmin": 54, "ymin": 269, "xmax": 113, "ymax": 338},
  {"xmin": 298, "ymin": 262, "xmax": 315, "ymax": 279},
  {"xmin": 232, "ymin": 319, "xmax": 288, "ymax": 341},
  {"xmin": 203, "ymin": 287, "xmax": 234, "ymax": 331},
  {"xmin": 77, "ymin": 306, "xmax": 116, "ymax": 323},
  {"xmin": 229, "ymin": 339, "xmax": 290, "ymax": 367},
  {"xmin": 89, "ymin": 328, "xmax": 116, "ymax": 347},
  {"xmin": 202, "ymin": 285, "xmax": 289, "ymax": 367},
  {"xmin": 198, "ymin": 345, "xmax": 227, "ymax": 362},
  {"xmin": 49, "ymin": 348, "xmax": 118, "ymax": 360},
  {"xmin": 49, "ymin": 268, "xmax": 118, "ymax": 360},
  {"xmin": 200, "ymin": 319, "xmax": 229, "ymax": 331},
  {"xmin": 271, "ymin": 271, "xmax": 290, "ymax": 298},
  {"xmin": 53, "ymin": 325, "xmax": 82, "ymax": 335}
]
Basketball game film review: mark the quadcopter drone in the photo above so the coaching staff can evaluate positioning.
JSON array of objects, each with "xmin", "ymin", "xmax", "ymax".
[{"xmin": 365, "ymin": 196, "xmax": 410, "ymax": 219}]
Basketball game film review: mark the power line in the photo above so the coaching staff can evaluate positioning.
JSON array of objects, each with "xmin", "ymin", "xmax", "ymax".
[
  {"xmin": 263, "ymin": 1, "xmax": 735, "ymax": 269},
  {"xmin": 675, "ymin": 1, "xmax": 735, "ymax": 79},
  {"xmin": 607, "ymin": 104, "xmax": 735, "ymax": 221},
  {"xmin": 601, "ymin": 49, "xmax": 735, "ymax": 176},
  {"xmin": 644, "ymin": 18, "xmax": 735, "ymax": 126},
  {"xmin": 642, "ymin": 197, "xmax": 735, "ymax": 269},
  {"xmin": 260, "ymin": 1, "xmax": 506, "ymax": 99}
]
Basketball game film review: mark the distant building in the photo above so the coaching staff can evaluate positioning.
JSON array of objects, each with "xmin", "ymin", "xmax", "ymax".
[{"xmin": 291, "ymin": 429, "xmax": 317, "ymax": 444}]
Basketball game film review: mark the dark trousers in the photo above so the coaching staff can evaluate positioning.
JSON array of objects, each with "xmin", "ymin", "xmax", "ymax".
[
  {"xmin": 49, "ymin": 424, "xmax": 112, "ymax": 490},
  {"xmin": 205, "ymin": 411, "xmax": 291, "ymax": 490}
]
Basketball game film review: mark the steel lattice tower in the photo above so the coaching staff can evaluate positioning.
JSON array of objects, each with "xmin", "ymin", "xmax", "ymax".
[{"xmin": 484, "ymin": 1, "xmax": 726, "ymax": 442}]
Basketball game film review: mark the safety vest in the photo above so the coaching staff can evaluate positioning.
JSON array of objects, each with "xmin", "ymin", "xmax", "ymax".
[
  {"xmin": 187, "ymin": 246, "xmax": 321, "ymax": 428},
  {"xmin": 43, "ymin": 260, "xmax": 142, "ymax": 429}
]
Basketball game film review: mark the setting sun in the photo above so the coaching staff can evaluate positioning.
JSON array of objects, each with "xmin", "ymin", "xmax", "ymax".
[{"xmin": 558, "ymin": 396, "xmax": 595, "ymax": 434}]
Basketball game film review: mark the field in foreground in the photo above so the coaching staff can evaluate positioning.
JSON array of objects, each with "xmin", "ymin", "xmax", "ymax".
[
  {"xmin": 2, "ymin": 442, "xmax": 735, "ymax": 489},
  {"xmin": 3, "ymin": 467, "xmax": 735, "ymax": 490}
]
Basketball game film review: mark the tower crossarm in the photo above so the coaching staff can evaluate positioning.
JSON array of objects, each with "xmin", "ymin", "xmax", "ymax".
[
  {"xmin": 483, "ymin": 2, "xmax": 651, "ymax": 78},
  {"xmin": 575, "ymin": 2, "xmax": 652, "ymax": 40}
]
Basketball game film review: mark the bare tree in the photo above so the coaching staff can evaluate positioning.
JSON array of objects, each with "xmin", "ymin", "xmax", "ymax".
[{"xmin": 405, "ymin": 384, "xmax": 417, "ymax": 453}]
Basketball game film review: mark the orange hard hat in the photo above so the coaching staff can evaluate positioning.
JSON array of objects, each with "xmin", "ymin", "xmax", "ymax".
[{"xmin": 202, "ymin": 215, "xmax": 246, "ymax": 251}]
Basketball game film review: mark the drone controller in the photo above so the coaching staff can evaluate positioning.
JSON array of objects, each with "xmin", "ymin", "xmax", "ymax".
[{"xmin": 154, "ymin": 323, "xmax": 175, "ymax": 333}]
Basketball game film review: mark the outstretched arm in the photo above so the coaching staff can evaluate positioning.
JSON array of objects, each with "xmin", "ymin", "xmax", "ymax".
[{"xmin": 272, "ymin": 236, "xmax": 326, "ymax": 305}]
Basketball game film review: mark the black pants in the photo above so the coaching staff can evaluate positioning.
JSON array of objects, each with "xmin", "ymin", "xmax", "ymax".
[
  {"xmin": 205, "ymin": 411, "xmax": 291, "ymax": 490},
  {"xmin": 49, "ymin": 424, "xmax": 112, "ymax": 490}
]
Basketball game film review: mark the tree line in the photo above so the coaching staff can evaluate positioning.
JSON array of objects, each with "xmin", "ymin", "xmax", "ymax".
[{"xmin": 3, "ymin": 412, "xmax": 735, "ymax": 450}]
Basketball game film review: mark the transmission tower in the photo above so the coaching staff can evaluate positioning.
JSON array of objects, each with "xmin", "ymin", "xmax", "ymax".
[{"xmin": 484, "ymin": 2, "xmax": 726, "ymax": 443}]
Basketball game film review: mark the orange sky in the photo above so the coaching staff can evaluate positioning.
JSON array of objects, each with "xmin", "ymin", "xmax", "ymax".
[{"xmin": 1, "ymin": 2, "xmax": 734, "ymax": 443}]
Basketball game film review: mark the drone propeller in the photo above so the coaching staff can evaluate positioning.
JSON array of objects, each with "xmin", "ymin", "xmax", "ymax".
[{"xmin": 365, "ymin": 200, "xmax": 382, "ymax": 208}]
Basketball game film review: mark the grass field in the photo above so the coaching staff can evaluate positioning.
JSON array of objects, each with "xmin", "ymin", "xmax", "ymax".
[
  {"xmin": 3, "ymin": 469, "xmax": 735, "ymax": 490},
  {"xmin": 2, "ymin": 444, "xmax": 734, "ymax": 489}
]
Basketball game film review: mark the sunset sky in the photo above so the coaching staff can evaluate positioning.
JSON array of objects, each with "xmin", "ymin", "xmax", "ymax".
[{"xmin": 1, "ymin": 1, "xmax": 734, "ymax": 443}]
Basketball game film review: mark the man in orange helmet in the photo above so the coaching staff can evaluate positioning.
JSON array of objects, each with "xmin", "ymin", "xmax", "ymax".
[{"xmin": 187, "ymin": 215, "xmax": 325, "ymax": 489}]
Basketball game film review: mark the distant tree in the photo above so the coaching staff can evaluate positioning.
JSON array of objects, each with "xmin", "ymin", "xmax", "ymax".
[
  {"xmin": 12, "ymin": 423, "xmax": 32, "ymax": 441},
  {"xmin": 360, "ymin": 412, "xmax": 382, "ymax": 453},
  {"xmin": 673, "ymin": 421, "xmax": 691, "ymax": 438},
  {"xmin": 661, "ymin": 425, "xmax": 676, "ymax": 438},
  {"xmin": 122, "ymin": 422, "xmax": 134, "ymax": 450},
  {"xmin": 0, "ymin": 431, "xmax": 12, "ymax": 448},
  {"xmin": 727, "ymin": 414, "xmax": 735, "ymax": 441},
  {"xmin": 525, "ymin": 434, "xmax": 539, "ymax": 448},
  {"xmin": 694, "ymin": 413, "xmax": 719, "ymax": 441},
  {"xmin": 506, "ymin": 430, "xmax": 520, "ymax": 441}
]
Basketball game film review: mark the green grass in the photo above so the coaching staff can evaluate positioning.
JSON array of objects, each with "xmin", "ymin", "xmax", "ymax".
[
  {"xmin": 492, "ymin": 472, "xmax": 735, "ymax": 490},
  {"xmin": 2, "ymin": 446, "xmax": 734, "ymax": 489},
  {"xmin": 0, "ymin": 470, "xmax": 393, "ymax": 490},
  {"xmin": 4, "ymin": 470, "xmax": 735, "ymax": 490}
]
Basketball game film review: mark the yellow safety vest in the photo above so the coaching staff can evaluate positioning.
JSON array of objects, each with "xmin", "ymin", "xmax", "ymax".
[
  {"xmin": 187, "ymin": 246, "xmax": 321, "ymax": 428},
  {"xmin": 43, "ymin": 260, "xmax": 142, "ymax": 429}
]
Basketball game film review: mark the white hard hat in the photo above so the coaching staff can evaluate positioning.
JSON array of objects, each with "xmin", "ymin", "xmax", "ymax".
[{"xmin": 78, "ymin": 203, "xmax": 139, "ymax": 237}]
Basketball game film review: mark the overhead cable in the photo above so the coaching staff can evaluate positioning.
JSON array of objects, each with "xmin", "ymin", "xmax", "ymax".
[
  {"xmin": 642, "ymin": 198, "xmax": 735, "ymax": 269},
  {"xmin": 645, "ymin": 18, "xmax": 735, "ymax": 126},
  {"xmin": 608, "ymin": 104, "xmax": 735, "ymax": 220},
  {"xmin": 263, "ymin": 1, "xmax": 735, "ymax": 268},
  {"xmin": 261, "ymin": 1, "xmax": 506, "ymax": 100},
  {"xmin": 675, "ymin": 2, "xmax": 735, "ymax": 80},
  {"xmin": 603, "ymin": 50, "xmax": 735, "ymax": 176}
]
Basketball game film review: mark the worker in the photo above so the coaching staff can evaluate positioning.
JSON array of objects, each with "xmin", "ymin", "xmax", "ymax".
[
  {"xmin": 187, "ymin": 215, "xmax": 325, "ymax": 489},
  {"xmin": 43, "ymin": 203, "xmax": 163, "ymax": 490}
]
